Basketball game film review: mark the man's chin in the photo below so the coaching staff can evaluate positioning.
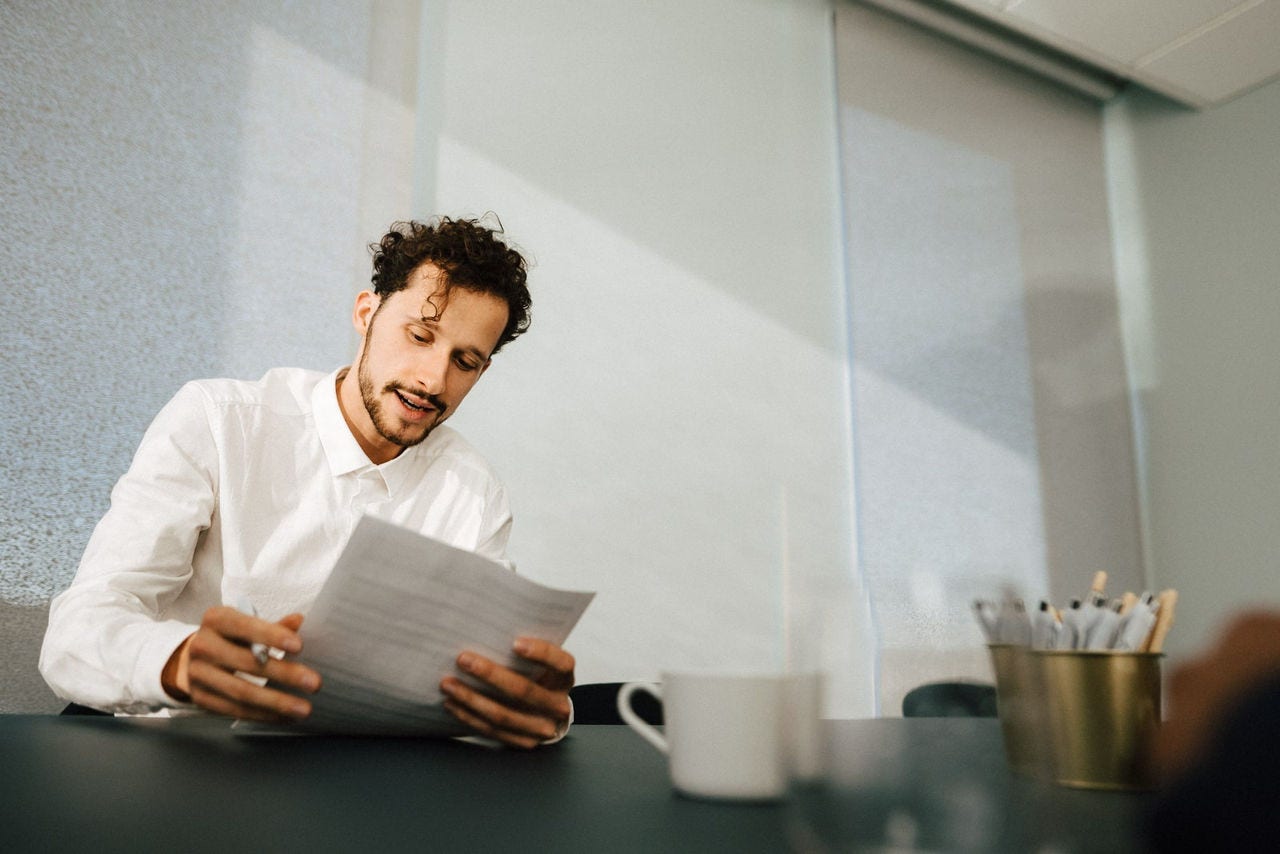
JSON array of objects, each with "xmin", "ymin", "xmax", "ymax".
[{"xmin": 386, "ymin": 420, "xmax": 439, "ymax": 449}]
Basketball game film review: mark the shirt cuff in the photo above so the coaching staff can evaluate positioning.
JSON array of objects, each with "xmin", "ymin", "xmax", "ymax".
[
  {"xmin": 543, "ymin": 696, "xmax": 574, "ymax": 745},
  {"xmin": 132, "ymin": 619, "xmax": 201, "ymax": 710}
]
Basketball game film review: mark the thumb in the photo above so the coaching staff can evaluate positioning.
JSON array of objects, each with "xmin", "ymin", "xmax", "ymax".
[{"xmin": 277, "ymin": 613, "xmax": 305, "ymax": 631}]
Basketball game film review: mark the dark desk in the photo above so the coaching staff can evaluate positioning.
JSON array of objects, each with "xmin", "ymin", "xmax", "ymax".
[{"xmin": 0, "ymin": 715, "xmax": 1149, "ymax": 852}]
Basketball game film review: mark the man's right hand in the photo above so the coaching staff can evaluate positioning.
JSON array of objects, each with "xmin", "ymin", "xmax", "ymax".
[{"xmin": 161, "ymin": 606, "xmax": 321, "ymax": 722}]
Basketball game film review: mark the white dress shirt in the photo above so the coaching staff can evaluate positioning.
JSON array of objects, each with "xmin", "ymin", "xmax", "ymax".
[{"xmin": 40, "ymin": 367, "xmax": 513, "ymax": 713}]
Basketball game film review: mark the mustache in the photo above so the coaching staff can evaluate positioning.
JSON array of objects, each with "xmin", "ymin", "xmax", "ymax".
[{"xmin": 386, "ymin": 383, "xmax": 445, "ymax": 413}]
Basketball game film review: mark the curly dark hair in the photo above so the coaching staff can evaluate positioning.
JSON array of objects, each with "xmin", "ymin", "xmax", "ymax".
[{"xmin": 369, "ymin": 216, "xmax": 531, "ymax": 354}]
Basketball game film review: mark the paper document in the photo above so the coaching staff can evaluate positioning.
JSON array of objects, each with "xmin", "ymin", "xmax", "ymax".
[{"xmin": 272, "ymin": 515, "xmax": 594, "ymax": 737}]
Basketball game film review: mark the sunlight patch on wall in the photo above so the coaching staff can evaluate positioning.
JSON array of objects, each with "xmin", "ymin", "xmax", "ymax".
[
  {"xmin": 842, "ymin": 107, "xmax": 1050, "ymax": 651},
  {"xmin": 435, "ymin": 136, "xmax": 877, "ymax": 717},
  {"xmin": 219, "ymin": 23, "xmax": 372, "ymax": 380}
]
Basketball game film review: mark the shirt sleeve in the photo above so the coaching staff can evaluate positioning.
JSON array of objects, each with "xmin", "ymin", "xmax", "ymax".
[
  {"xmin": 542, "ymin": 697, "xmax": 574, "ymax": 745},
  {"xmin": 39, "ymin": 382, "xmax": 219, "ymax": 713},
  {"xmin": 471, "ymin": 479, "xmax": 514, "ymax": 570}
]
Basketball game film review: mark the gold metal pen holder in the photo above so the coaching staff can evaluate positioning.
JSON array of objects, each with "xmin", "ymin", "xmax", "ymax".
[{"xmin": 988, "ymin": 645, "xmax": 1162, "ymax": 790}]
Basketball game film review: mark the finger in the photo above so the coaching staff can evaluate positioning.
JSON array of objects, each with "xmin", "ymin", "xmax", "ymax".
[
  {"xmin": 442, "ymin": 700, "xmax": 540, "ymax": 750},
  {"xmin": 456, "ymin": 652, "xmax": 571, "ymax": 718},
  {"xmin": 188, "ymin": 622, "xmax": 258, "ymax": 672},
  {"xmin": 277, "ymin": 613, "xmax": 304, "ymax": 632},
  {"xmin": 203, "ymin": 606, "xmax": 303, "ymax": 656},
  {"xmin": 188, "ymin": 675, "xmax": 299, "ymax": 724},
  {"xmin": 440, "ymin": 676, "xmax": 562, "ymax": 742},
  {"xmin": 186, "ymin": 684, "xmax": 291, "ymax": 724},
  {"xmin": 187, "ymin": 623, "xmax": 320, "ymax": 710},
  {"xmin": 188, "ymin": 658, "xmax": 312, "ymax": 721},
  {"xmin": 262, "ymin": 658, "xmax": 322, "ymax": 694},
  {"xmin": 198, "ymin": 607, "xmax": 311, "ymax": 682},
  {"xmin": 440, "ymin": 697, "xmax": 541, "ymax": 750},
  {"xmin": 513, "ymin": 637, "xmax": 575, "ymax": 676},
  {"xmin": 188, "ymin": 623, "xmax": 316, "ymax": 688}
]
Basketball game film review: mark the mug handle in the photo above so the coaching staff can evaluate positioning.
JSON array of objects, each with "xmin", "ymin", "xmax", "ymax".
[{"xmin": 616, "ymin": 681, "xmax": 667, "ymax": 753}]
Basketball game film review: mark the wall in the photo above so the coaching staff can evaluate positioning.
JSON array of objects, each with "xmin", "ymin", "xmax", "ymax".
[
  {"xmin": 1106, "ymin": 78, "xmax": 1280, "ymax": 661},
  {"xmin": 420, "ymin": 0, "xmax": 878, "ymax": 715},
  {"xmin": 835, "ymin": 4, "xmax": 1143, "ymax": 712},
  {"xmin": 16, "ymin": 0, "xmax": 1236, "ymax": 719},
  {"xmin": 0, "ymin": 0, "xmax": 418, "ymax": 710}
]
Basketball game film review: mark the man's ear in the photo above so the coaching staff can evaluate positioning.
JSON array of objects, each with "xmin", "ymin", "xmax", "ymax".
[{"xmin": 352, "ymin": 290, "xmax": 379, "ymax": 337}]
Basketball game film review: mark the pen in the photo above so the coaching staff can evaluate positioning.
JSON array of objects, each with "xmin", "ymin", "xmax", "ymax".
[
  {"xmin": 1032, "ymin": 600, "xmax": 1058, "ymax": 649},
  {"xmin": 1114, "ymin": 594, "xmax": 1158, "ymax": 651},
  {"xmin": 1090, "ymin": 571, "xmax": 1108, "ymax": 598},
  {"xmin": 235, "ymin": 597, "xmax": 271, "ymax": 665},
  {"xmin": 1143, "ymin": 589, "xmax": 1179, "ymax": 653},
  {"xmin": 1003, "ymin": 597, "xmax": 1032, "ymax": 645},
  {"xmin": 1083, "ymin": 599, "xmax": 1123, "ymax": 650},
  {"xmin": 1060, "ymin": 599, "xmax": 1083, "ymax": 649},
  {"xmin": 1079, "ymin": 591, "xmax": 1106, "ymax": 644},
  {"xmin": 972, "ymin": 599, "xmax": 999, "ymax": 643}
]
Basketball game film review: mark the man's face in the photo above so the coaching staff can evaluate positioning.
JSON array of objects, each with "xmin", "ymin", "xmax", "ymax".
[{"xmin": 346, "ymin": 263, "xmax": 509, "ymax": 463}]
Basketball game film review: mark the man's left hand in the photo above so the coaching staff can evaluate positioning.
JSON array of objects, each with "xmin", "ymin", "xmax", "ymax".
[{"xmin": 440, "ymin": 637, "xmax": 575, "ymax": 749}]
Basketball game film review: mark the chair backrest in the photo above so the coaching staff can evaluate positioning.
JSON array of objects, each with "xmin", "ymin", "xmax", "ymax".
[
  {"xmin": 0, "ymin": 600, "xmax": 62, "ymax": 713},
  {"xmin": 569, "ymin": 682, "xmax": 664, "ymax": 725},
  {"xmin": 901, "ymin": 681, "xmax": 997, "ymax": 718}
]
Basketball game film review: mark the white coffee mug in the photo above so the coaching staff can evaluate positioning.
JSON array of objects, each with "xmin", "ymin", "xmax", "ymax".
[
  {"xmin": 784, "ymin": 670, "xmax": 827, "ymax": 782},
  {"xmin": 616, "ymin": 672, "xmax": 788, "ymax": 801}
]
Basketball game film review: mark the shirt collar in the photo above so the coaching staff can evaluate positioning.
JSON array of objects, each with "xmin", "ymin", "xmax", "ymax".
[
  {"xmin": 312, "ymin": 368, "xmax": 374, "ymax": 478},
  {"xmin": 311, "ymin": 368, "xmax": 432, "ymax": 496},
  {"xmin": 378, "ymin": 440, "xmax": 423, "ymax": 497}
]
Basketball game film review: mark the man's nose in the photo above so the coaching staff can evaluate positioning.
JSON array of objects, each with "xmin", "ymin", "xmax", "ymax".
[{"xmin": 414, "ymin": 348, "xmax": 449, "ymax": 395}]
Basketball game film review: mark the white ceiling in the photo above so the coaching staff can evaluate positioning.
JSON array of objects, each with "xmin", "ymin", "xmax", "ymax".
[{"xmin": 922, "ymin": 0, "xmax": 1280, "ymax": 106}]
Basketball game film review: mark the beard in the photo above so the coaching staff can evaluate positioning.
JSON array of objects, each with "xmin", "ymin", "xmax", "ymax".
[{"xmin": 356, "ymin": 338, "xmax": 447, "ymax": 452}]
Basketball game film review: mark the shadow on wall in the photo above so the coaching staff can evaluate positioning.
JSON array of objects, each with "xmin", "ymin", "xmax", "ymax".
[
  {"xmin": 0, "ymin": 601, "xmax": 60, "ymax": 713},
  {"xmin": 1, "ymin": 2, "xmax": 249, "ymax": 612},
  {"xmin": 0, "ymin": 1, "xmax": 420, "ymax": 714},
  {"xmin": 1, "ymin": 0, "xmax": 384, "ymax": 613}
]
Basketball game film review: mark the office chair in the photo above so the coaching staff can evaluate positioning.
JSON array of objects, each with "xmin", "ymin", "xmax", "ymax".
[
  {"xmin": 901, "ymin": 681, "xmax": 997, "ymax": 717},
  {"xmin": 569, "ymin": 682, "xmax": 664, "ymax": 725},
  {"xmin": 61, "ymin": 703, "xmax": 110, "ymax": 716}
]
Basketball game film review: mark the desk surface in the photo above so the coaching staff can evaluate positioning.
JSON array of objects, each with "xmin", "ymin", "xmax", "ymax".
[{"xmin": 0, "ymin": 715, "xmax": 1149, "ymax": 853}]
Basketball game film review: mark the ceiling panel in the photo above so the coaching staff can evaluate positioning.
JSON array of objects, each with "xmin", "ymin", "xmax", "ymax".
[
  {"xmin": 1139, "ymin": 0, "xmax": 1280, "ymax": 103},
  {"xmin": 901, "ymin": 0, "xmax": 1280, "ymax": 106},
  {"xmin": 1006, "ymin": 0, "xmax": 1240, "ymax": 64}
]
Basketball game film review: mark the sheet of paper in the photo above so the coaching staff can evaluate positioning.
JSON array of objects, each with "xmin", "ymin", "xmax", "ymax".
[{"xmin": 267, "ymin": 515, "xmax": 595, "ymax": 737}]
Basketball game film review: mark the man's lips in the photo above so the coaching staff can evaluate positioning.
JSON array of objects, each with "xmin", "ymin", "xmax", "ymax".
[{"xmin": 392, "ymin": 388, "xmax": 442, "ymax": 417}]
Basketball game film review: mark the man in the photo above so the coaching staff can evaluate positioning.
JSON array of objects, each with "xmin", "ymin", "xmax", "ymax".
[
  {"xmin": 1145, "ymin": 610, "xmax": 1280, "ymax": 850},
  {"xmin": 40, "ymin": 216, "xmax": 573, "ymax": 749}
]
